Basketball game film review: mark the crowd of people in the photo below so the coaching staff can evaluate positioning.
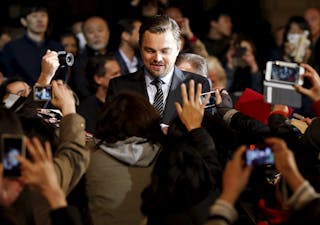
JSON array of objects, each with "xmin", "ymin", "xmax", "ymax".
[{"xmin": 1, "ymin": 1, "xmax": 320, "ymax": 225}]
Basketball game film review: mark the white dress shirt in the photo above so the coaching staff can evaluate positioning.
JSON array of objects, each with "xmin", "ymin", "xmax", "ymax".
[
  {"xmin": 119, "ymin": 49, "xmax": 139, "ymax": 73},
  {"xmin": 145, "ymin": 68, "xmax": 174, "ymax": 106}
]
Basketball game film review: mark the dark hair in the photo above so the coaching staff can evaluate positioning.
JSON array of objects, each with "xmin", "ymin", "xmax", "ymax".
[
  {"xmin": 283, "ymin": 16, "xmax": 312, "ymax": 45},
  {"xmin": 0, "ymin": 107, "xmax": 23, "ymax": 135},
  {"xmin": 206, "ymin": 6, "xmax": 231, "ymax": 22},
  {"xmin": 60, "ymin": 32, "xmax": 79, "ymax": 49},
  {"xmin": 108, "ymin": 18, "xmax": 140, "ymax": 51},
  {"xmin": 138, "ymin": 14, "xmax": 181, "ymax": 46},
  {"xmin": 118, "ymin": 18, "xmax": 139, "ymax": 35},
  {"xmin": 95, "ymin": 91, "xmax": 162, "ymax": 143},
  {"xmin": 20, "ymin": 4, "xmax": 48, "ymax": 18},
  {"xmin": 141, "ymin": 135, "xmax": 214, "ymax": 217},
  {"xmin": 85, "ymin": 53, "xmax": 117, "ymax": 92},
  {"xmin": 141, "ymin": 116, "xmax": 216, "ymax": 219},
  {"xmin": 0, "ymin": 77, "xmax": 27, "ymax": 103}
]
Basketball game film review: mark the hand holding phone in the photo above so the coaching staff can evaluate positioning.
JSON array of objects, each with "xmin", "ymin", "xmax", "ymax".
[
  {"xmin": 244, "ymin": 146, "xmax": 274, "ymax": 166},
  {"xmin": 265, "ymin": 61, "xmax": 304, "ymax": 85},
  {"xmin": 33, "ymin": 85, "xmax": 52, "ymax": 101},
  {"xmin": 1, "ymin": 134, "xmax": 25, "ymax": 177}
]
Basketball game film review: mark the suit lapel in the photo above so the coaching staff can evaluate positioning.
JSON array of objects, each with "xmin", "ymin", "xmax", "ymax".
[
  {"xmin": 132, "ymin": 69, "xmax": 149, "ymax": 98},
  {"xmin": 162, "ymin": 67, "xmax": 185, "ymax": 124}
]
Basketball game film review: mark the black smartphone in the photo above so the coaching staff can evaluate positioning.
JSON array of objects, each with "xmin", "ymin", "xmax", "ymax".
[
  {"xmin": 33, "ymin": 85, "xmax": 52, "ymax": 101},
  {"xmin": 244, "ymin": 146, "xmax": 274, "ymax": 166},
  {"xmin": 1, "ymin": 134, "xmax": 25, "ymax": 177}
]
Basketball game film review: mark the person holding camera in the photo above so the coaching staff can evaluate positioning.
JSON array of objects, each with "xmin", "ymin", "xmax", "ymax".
[
  {"xmin": 205, "ymin": 137, "xmax": 320, "ymax": 225},
  {"xmin": 225, "ymin": 34, "xmax": 263, "ymax": 103},
  {"xmin": 0, "ymin": 4, "xmax": 63, "ymax": 85}
]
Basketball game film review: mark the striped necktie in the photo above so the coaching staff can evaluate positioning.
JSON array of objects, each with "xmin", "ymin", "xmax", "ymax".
[{"xmin": 151, "ymin": 78, "xmax": 164, "ymax": 116}]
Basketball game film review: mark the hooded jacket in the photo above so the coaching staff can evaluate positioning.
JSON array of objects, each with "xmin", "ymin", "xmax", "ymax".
[{"xmin": 86, "ymin": 136, "xmax": 161, "ymax": 225}]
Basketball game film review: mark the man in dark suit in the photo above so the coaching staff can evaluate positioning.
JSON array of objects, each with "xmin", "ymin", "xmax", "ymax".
[{"xmin": 107, "ymin": 15, "xmax": 211, "ymax": 126}]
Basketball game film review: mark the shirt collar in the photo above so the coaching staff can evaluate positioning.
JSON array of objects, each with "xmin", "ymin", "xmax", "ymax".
[
  {"xmin": 119, "ymin": 49, "xmax": 138, "ymax": 66},
  {"xmin": 145, "ymin": 67, "xmax": 174, "ymax": 86}
]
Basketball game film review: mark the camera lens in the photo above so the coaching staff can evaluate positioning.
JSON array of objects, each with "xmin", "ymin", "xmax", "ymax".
[{"xmin": 57, "ymin": 51, "xmax": 74, "ymax": 67}]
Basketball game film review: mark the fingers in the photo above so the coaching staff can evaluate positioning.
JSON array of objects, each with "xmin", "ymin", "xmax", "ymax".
[
  {"xmin": 265, "ymin": 137, "xmax": 287, "ymax": 153},
  {"xmin": 195, "ymin": 82, "xmax": 202, "ymax": 103},
  {"xmin": 174, "ymin": 102, "xmax": 183, "ymax": 116},
  {"xmin": 294, "ymin": 84, "xmax": 310, "ymax": 96},
  {"xmin": 179, "ymin": 80, "xmax": 208, "ymax": 107},
  {"xmin": 301, "ymin": 63, "xmax": 318, "ymax": 76},
  {"xmin": 25, "ymin": 137, "xmax": 50, "ymax": 163},
  {"xmin": 45, "ymin": 141, "xmax": 52, "ymax": 162},
  {"xmin": 16, "ymin": 155, "xmax": 33, "ymax": 171},
  {"xmin": 215, "ymin": 89, "xmax": 222, "ymax": 105},
  {"xmin": 232, "ymin": 145, "xmax": 247, "ymax": 161},
  {"xmin": 180, "ymin": 83, "xmax": 188, "ymax": 106},
  {"xmin": 188, "ymin": 80, "xmax": 195, "ymax": 103}
]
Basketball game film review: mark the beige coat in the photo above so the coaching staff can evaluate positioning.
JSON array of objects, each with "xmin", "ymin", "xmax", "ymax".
[
  {"xmin": 86, "ymin": 137, "xmax": 160, "ymax": 225},
  {"xmin": 11, "ymin": 113, "xmax": 90, "ymax": 225}
]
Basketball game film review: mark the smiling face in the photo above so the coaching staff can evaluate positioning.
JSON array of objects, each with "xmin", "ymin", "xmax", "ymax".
[{"xmin": 140, "ymin": 30, "xmax": 180, "ymax": 77}]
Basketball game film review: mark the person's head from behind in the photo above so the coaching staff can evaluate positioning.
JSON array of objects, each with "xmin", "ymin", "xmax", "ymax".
[
  {"xmin": 176, "ymin": 53, "xmax": 208, "ymax": 77},
  {"xmin": 164, "ymin": 6, "xmax": 183, "ymax": 22},
  {"xmin": 0, "ymin": 107, "xmax": 23, "ymax": 135},
  {"xmin": 118, "ymin": 18, "xmax": 142, "ymax": 51},
  {"xmin": 95, "ymin": 91, "xmax": 161, "ymax": 143},
  {"xmin": 206, "ymin": 7, "xmax": 232, "ymax": 38},
  {"xmin": 60, "ymin": 32, "xmax": 78, "ymax": 56},
  {"xmin": 0, "ymin": 77, "xmax": 31, "ymax": 103},
  {"xmin": 20, "ymin": 4, "xmax": 49, "ymax": 36},
  {"xmin": 83, "ymin": 16, "xmax": 110, "ymax": 53},
  {"xmin": 140, "ymin": 0, "xmax": 159, "ymax": 18},
  {"xmin": 86, "ymin": 54, "xmax": 121, "ymax": 93},
  {"xmin": 206, "ymin": 56, "xmax": 227, "ymax": 88},
  {"xmin": 139, "ymin": 14, "xmax": 181, "ymax": 78},
  {"xmin": 141, "ymin": 123, "xmax": 214, "ymax": 214},
  {"xmin": 304, "ymin": 8, "xmax": 320, "ymax": 38}
]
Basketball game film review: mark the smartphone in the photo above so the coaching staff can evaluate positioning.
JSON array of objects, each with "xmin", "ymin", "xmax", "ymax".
[
  {"xmin": 1, "ymin": 134, "xmax": 25, "ymax": 177},
  {"xmin": 33, "ymin": 85, "xmax": 52, "ymax": 101},
  {"xmin": 200, "ymin": 90, "xmax": 216, "ymax": 109},
  {"xmin": 265, "ymin": 61, "xmax": 304, "ymax": 85},
  {"xmin": 244, "ymin": 146, "xmax": 274, "ymax": 166}
]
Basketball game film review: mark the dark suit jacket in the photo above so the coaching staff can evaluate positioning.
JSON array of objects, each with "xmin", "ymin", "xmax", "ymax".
[
  {"xmin": 114, "ymin": 50, "xmax": 143, "ymax": 75},
  {"xmin": 107, "ymin": 66, "xmax": 211, "ymax": 125}
]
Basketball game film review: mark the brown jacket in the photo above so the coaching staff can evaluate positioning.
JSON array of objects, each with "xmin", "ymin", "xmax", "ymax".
[{"xmin": 11, "ymin": 113, "xmax": 90, "ymax": 225}]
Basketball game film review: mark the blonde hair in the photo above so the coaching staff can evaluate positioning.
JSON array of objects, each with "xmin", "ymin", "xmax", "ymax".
[{"xmin": 206, "ymin": 56, "xmax": 227, "ymax": 88}]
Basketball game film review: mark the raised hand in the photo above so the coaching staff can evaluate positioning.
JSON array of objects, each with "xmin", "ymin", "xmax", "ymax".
[
  {"xmin": 17, "ymin": 137, "xmax": 67, "ymax": 209},
  {"xmin": 0, "ymin": 164, "xmax": 24, "ymax": 207},
  {"xmin": 219, "ymin": 146, "xmax": 253, "ymax": 205},
  {"xmin": 174, "ymin": 80, "xmax": 210, "ymax": 131},
  {"xmin": 51, "ymin": 80, "xmax": 76, "ymax": 116},
  {"xmin": 294, "ymin": 63, "xmax": 320, "ymax": 102}
]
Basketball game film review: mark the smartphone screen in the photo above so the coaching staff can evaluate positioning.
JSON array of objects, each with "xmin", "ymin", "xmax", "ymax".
[
  {"xmin": 33, "ymin": 85, "xmax": 52, "ymax": 101},
  {"xmin": 245, "ymin": 147, "xmax": 274, "ymax": 166},
  {"xmin": 1, "ymin": 134, "xmax": 25, "ymax": 177},
  {"xmin": 200, "ymin": 91, "xmax": 216, "ymax": 109},
  {"xmin": 266, "ymin": 61, "xmax": 304, "ymax": 85},
  {"xmin": 271, "ymin": 63, "xmax": 300, "ymax": 83}
]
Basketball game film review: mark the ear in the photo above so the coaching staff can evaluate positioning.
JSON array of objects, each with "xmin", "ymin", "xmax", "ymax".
[
  {"xmin": 20, "ymin": 18, "xmax": 27, "ymax": 27},
  {"xmin": 94, "ymin": 75, "xmax": 103, "ymax": 85},
  {"xmin": 121, "ymin": 31, "xmax": 130, "ymax": 42},
  {"xmin": 210, "ymin": 20, "xmax": 217, "ymax": 28}
]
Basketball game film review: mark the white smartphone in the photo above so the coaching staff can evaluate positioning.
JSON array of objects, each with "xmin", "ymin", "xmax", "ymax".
[{"xmin": 265, "ymin": 61, "xmax": 304, "ymax": 85}]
